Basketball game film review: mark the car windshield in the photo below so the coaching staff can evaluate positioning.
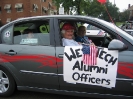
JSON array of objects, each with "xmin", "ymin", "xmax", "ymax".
[{"xmin": 95, "ymin": 18, "xmax": 133, "ymax": 39}]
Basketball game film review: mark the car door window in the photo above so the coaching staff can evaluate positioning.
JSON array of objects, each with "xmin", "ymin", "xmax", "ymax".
[
  {"xmin": 87, "ymin": 24, "xmax": 99, "ymax": 30},
  {"xmin": 85, "ymin": 23, "xmax": 115, "ymax": 48},
  {"xmin": 13, "ymin": 20, "xmax": 50, "ymax": 45},
  {"xmin": 58, "ymin": 20, "xmax": 116, "ymax": 48}
]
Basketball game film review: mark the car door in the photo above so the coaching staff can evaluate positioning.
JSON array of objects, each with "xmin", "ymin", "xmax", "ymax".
[
  {"xmin": 0, "ymin": 18, "xmax": 59, "ymax": 89},
  {"xmin": 54, "ymin": 17, "xmax": 133, "ymax": 97},
  {"xmin": 54, "ymin": 17, "xmax": 106, "ymax": 95}
]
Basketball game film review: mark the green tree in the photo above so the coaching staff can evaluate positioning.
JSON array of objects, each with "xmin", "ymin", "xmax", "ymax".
[
  {"xmin": 53, "ymin": 0, "xmax": 89, "ymax": 15},
  {"xmin": 83, "ymin": 0, "xmax": 105, "ymax": 17},
  {"xmin": 53, "ymin": 0, "xmax": 120, "ymax": 23},
  {"xmin": 119, "ymin": 10, "xmax": 130, "ymax": 22},
  {"xmin": 99, "ymin": 1, "xmax": 119, "ymax": 22}
]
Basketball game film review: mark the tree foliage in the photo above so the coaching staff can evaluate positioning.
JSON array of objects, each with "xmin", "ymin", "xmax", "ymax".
[
  {"xmin": 53, "ymin": 0, "xmax": 129, "ymax": 22},
  {"xmin": 99, "ymin": 2, "xmax": 119, "ymax": 22},
  {"xmin": 53, "ymin": 0, "xmax": 88, "ymax": 15},
  {"xmin": 84, "ymin": 0, "xmax": 104, "ymax": 17},
  {"xmin": 119, "ymin": 10, "xmax": 130, "ymax": 21}
]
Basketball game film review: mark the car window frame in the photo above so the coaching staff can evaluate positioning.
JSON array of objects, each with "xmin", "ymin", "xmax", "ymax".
[
  {"xmin": 0, "ymin": 18, "xmax": 55, "ymax": 46},
  {"xmin": 0, "ymin": 24, "xmax": 14, "ymax": 44},
  {"xmin": 54, "ymin": 18, "xmax": 117, "ymax": 46},
  {"xmin": 54, "ymin": 17, "xmax": 133, "ymax": 51},
  {"xmin": 13, "ymin": 20, "xmax": 51, "ymax": 46}
]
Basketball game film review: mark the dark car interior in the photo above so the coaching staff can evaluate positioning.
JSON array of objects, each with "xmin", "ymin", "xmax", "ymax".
[
  {"xmin": 13, "ymin": 20, "xmax": 50, "ymax": 45},
  {"xmin": 12, "ymin": 19, "xmax": 116, "ymax": 47}
]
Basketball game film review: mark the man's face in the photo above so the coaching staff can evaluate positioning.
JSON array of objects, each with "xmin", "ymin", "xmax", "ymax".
[
  {"xmin": 28, "ymin": 32, "xmax": 34, "ymax": 38},
  {"xmin": 63, "ymin": 29, "xmax": 74, "ymax": 39},
  {"xmin": 79, "ymin": 27, "xmax": 86, "ymax": 37}
]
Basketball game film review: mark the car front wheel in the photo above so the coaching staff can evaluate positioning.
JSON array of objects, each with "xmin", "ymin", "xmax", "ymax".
[{"xmin": 0, "ymin": 66, "xmax": 16, "ymax": 96}]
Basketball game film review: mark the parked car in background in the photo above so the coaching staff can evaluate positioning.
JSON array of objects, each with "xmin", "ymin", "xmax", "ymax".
[
  {"xmin": 0, "ymin": 15, "xmax": 133, "ymax": 99},
  {"xmin": 83, "ymin": 23, "xmax": 105, "ymax": 36},
  {"xmin": 120, "ymin": 21, "xmax": 133, "ymax": 36},
  {"xmin": 125, "ymin": 29, "xmax": 133, "ymax": 36}
]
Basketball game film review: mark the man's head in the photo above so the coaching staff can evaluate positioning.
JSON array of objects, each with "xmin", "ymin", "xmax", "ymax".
[
  {"xmin": 78, "ymin": 26, "xmax": 86, "ymax": 37},
  {"xmin": 61, "ymin": 23, "xmax": 74, "ymax": 39},
  {"xmin": 23, "ymin": 29, "xmax": 34, "ymax": 38}
]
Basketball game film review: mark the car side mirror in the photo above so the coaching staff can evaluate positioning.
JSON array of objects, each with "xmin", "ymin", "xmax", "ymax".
[{"xmin": 108, "ymin": 39, "xmax": 128, "ymax": 51}]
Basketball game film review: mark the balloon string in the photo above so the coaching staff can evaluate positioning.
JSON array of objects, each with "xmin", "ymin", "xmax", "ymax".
[{"xmin": 104, "ymin": 4, "xmax": 122, "ymax": 41}]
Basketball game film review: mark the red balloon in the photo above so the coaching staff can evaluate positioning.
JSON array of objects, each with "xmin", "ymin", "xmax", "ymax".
[{"xmin": 97, "ymin": 0, "xmax": 106, "ymax": 4}]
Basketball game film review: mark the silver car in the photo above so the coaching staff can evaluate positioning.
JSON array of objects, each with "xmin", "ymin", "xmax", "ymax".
[{"xmin": 0, "ymin": 15, "xmax": 133, "ymax": 99}]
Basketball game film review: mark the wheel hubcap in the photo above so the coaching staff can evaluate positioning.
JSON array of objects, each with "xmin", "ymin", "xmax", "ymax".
[{"xmin": 0, "ymin": 70, "xmax": 9, "ymax": 93}]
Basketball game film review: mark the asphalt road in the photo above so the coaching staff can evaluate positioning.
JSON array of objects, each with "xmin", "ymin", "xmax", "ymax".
[{"xmin": 0, "ymin": 91, "xmax": 101, "ymax": 99}]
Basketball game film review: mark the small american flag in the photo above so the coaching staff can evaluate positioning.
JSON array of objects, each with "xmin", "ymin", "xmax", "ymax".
[
  {"xmin": 97, "ymin": 30, "xmax": 104, "ymax": 35},
  {"xmin": 82, "ymin": 44, "xmax": 97, "ymax": 66}
]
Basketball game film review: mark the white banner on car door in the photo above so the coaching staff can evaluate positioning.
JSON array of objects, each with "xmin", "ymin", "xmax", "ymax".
[{"xmin": 63, "ymin": 46, "xmax": 118, "ymax": 88}]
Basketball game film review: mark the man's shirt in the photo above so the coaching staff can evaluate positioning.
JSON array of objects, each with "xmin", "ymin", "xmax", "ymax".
[
  {"xmin": 62, "ymin": 38, "xmax": 80, "ymax": 46},
  {"xmin": 75, "ymin": 36, "xmax": 91, "ymax": 44}
]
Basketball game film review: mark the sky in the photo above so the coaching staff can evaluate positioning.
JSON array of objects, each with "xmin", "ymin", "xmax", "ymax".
[{"xmin": 109, "ymin": 0, "xmax": 133, "ymax": 12}]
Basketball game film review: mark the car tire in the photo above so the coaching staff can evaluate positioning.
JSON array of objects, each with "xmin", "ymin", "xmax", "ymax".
[{"xmin": 0, "ymin": 66, "xmax": 16, "ymax": 96}]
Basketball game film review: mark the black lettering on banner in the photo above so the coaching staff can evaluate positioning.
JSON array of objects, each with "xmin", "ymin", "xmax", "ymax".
[
  {"xmin": 72, "ymin": 72, "xmax": 80, "ymax": 81},
  {"xmin": 101, "ymin": 79, "xmax": 106, "ymax": 84},
  {"xmin": 95, "ymin": 78, "xmax": 101, "ymax": 84},
  {"xmin": 90, "ymin": 66, "xmax": 107, "ymax": 74},
  {"xmin": 108, "ymin": 57, "xmax": 118, "ymax": 65},
  {"xmin": 85, "ymin": 74, "xmax": 91, "ymax": 82},
  {"xmin": 104, "ymin": 54, "xmax": 111, "ymax": 62},
  {"xmin": 75, "ymin": 49, "xmax": 82, "ymax": 58},
  {"xmin": 98, "ymin": 67, "xmax": 108, "ymax": 74},
  {"xmin": 81, "ymin": 61, "xmax": 84, "ymax": 71},
  {"xmin": 101, "ymin": 79, "xmax": 111, "ymax": 85},
  {"xmin": 80, "ymin": 73, "xmax": 86, "ymax": 81},
  {"xmin": 72, "ymin": 72, "xmax": 111, "ymax": 85},
  {"xmin": 84, "ymin": 64, "xmax": 90, "ymax": 71},
  {"xmin": 97, "ymin": 48, "xmax": 102, "ymax": 57},
  {"xmin": 64, "ymin": 48, "xmax": 76, "ymax": 61},
  {"xmin": 80, "ymin": 65, "xmax": 108, "ymax": 74},
  {"xmin": 90, "ymin": 66, "xmax": 99, "ymax": 72},
  {"xmin": 99, "ymin": 50, "xmax": 107, "ymax": 60},
  {"xmin": 106, "ymin": 79, "xmax": 110, "ymax": 85},
  {"xmin": 73, "ymin": 61, "xmax": 81, "ymax": 71},
  {"xmin": 91, "ymin": 77, "xmax": 95, "ymax": 83}
]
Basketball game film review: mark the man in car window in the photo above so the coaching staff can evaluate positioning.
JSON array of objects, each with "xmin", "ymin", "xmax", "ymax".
[
  {"xmin": 20, "ymin": 29, "xmax": 38, "ymax": 44},
  {"xmin": 62, "ymin": 23, "xmax": 95, "ymax": 46},
  {"xmin": 75, "ymin": 26, "xmax": 94, "ymax": 44},
  {"xmin": 23, "ymin": 29, "xmax": 34, "ymax": 38}
]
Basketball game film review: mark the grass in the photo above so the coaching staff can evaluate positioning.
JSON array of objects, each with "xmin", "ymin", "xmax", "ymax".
[{"xmin": 116, "ymin": 22, "xmax": 124, "ymax": 26}]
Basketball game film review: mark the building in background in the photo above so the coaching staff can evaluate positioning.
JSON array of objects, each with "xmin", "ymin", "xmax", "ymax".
[{"xmin": 0, "ymin": 0, "xmax": 57, "ymax": 25}]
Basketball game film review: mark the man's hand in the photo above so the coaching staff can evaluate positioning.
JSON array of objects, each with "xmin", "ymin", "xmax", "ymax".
[
  {"xmin": 78, "ymin": 42, "xmax": 81, "ymax": 44},
  {"xmin": 91, "ymin": 42, "xmax": 95, "ymax": 46}
]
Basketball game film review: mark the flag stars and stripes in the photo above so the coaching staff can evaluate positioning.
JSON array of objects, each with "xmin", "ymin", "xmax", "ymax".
[
  {"xmin": 82, "ymin": 44, "xmax": 97, "ymax": 66},
  {"xmin": 97, "ymin": 30, "xmax": 104, "ymax": 35}
]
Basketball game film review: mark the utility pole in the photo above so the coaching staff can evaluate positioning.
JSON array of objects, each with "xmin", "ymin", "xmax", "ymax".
[
  {"xmin": 40, "ymin": 0, "xmax": 42, "ymax": 15},
  {"xmin": 113, "ymin": 0, "xmax": 116, "ymax": 24}
]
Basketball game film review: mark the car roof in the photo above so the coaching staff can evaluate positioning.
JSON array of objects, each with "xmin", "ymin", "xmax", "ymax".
[
  {"xmin": 1, "ymin": 15, "xmax": 133, "ymax": 45},
  {"xmin": 12, "ymin": 15, "xmax": 96, "ymax": 23}
]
